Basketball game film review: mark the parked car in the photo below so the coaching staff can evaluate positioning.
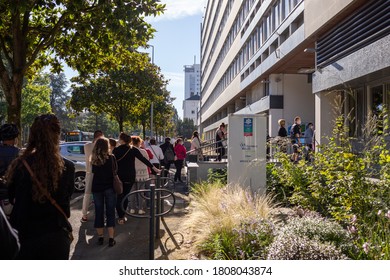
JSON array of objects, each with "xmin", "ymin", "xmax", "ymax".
[
  {"xmin": 73, "ymin": 160, "xmax": 86, "ymax": 192},
  {"xmin": 60, "ymin": 142, "xmax": 89, "ymax": 191},
  {"xmin": 60, "ymin": 141, "xmax": 89, "ymax": 162}
]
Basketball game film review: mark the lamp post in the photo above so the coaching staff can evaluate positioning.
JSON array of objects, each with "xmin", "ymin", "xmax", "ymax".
[{"xmin": 147, "ymin": 45, "xmax": 155, "ymax": 139}]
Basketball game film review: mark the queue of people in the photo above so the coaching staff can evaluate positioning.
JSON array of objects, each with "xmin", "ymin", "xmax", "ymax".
[
  {"xmin": 1, "ymin": 113, "xmax": 201, "ymax": 259},
  {"xmin": 276, "ymin": 116, "xmax": 315, "ymax": 162}
]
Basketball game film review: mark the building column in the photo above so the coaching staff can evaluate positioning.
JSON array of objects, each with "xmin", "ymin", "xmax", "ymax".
[{"xmin": 314, "ymin": 91, "xmax": 339, "ymax": 147}]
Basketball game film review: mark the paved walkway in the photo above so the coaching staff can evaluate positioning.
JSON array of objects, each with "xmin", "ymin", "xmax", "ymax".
[{"xmin": 68, "ymin": 181, "xmax": 190, "ymax": 260}]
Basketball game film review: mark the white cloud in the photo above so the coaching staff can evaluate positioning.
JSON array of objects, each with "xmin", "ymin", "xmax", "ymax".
[{"xmin": 148, "ymin": 0, "xmax": 207, "ymax": 22}]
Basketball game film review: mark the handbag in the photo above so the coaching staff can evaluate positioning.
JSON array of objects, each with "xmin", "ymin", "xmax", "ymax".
[
  {"xmin": 111, "ymin": 155, "xmax": 123, "ymax": 194},
  {"xmin": 21, "ymin": 159, "xmax": 74, "ymax": 243}
]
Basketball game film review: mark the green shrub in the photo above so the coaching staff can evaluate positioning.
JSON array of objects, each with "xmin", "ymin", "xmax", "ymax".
[
  {"xmin": 207, "ymin": 168, "xmax": 227, "ymax": 185},
  {"xmin": 267, "ymin": 111, "xmax": 390, "ymax": 259},
  {"xmin": 184, "ymin": 182, "xmax": 279, "ymax": 260},
  {"xmin": 267, "ymin": 215, "xmax": 354, "ymax": 260},
  {"xmin": 202, "ymin": 218, "xmax": 276, "ymax": 260}
]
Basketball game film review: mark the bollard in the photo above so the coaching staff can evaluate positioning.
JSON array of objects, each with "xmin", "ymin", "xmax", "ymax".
[
  {"xmin": 149, "ymin": 182, "xmax": 155, "ymax": 260},
  {"xmin": 155, "ymin": 175, "xmax": 163, "ymax": 239},
  {"xmin": 122, "ymin": 175, "xmax": 175, "ymax": 260}
]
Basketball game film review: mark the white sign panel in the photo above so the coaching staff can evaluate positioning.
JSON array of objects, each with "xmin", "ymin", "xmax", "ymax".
[{"xmin": 227, "ymin": 114, "xmax": 267, "ymax": 193}]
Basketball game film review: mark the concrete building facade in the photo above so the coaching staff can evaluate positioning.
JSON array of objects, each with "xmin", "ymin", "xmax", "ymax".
[
  {"xmin": 200, "ymin": 0, "xmax": 315, "ymax": 141},
  {"xmin": 200, "ymin": 0, "xmax": 389, "ymax": 146}
]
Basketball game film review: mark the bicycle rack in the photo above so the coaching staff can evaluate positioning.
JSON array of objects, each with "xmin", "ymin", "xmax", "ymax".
[{"xmin": 120, "ymin": 175, "xmax": 176, "ymax": 260}]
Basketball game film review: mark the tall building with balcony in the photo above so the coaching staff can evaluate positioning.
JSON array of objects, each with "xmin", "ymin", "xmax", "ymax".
[
  {"xmin": 200, "ymin": 0, "xmax": 314, "ymax": 140},
  {"xmin": 183, "ymin": 64, "xmax": 201, "ymax": 125},
  {"xmin": 200, "ymin": 0, "xmax": 389, "ymax": 147}
]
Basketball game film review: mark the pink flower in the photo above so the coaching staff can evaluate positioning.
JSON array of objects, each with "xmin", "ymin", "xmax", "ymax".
[
  {"xmin": 377, "ymin": 210, "xmax": 382, "ymax": 216},
  {"xmin": 386, "ymin": 210, "xmax": 390, "ymax": 219},
  {"xmin": 351, "ymin": 215, "xmax": 357, "ymax": 224},
  {"xmin": 363, "ymin": 242, "xmax": 370, "ymax": 254},
  {"xmin": 347, "ymin": 225, "xmax": 357, "ymax": 234}
]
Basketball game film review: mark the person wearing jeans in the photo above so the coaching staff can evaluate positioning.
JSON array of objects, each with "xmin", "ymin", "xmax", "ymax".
[
  {"xmin": 113, "ymin": 133, "xmax": 160, "ymax": 224},
  {"xmin": 91, "ymin": 138, "xmax": 117, "ymax": 247},
  {"xmin": 173, "ymin": 138, "xmax": 186, "ymax": 183}
]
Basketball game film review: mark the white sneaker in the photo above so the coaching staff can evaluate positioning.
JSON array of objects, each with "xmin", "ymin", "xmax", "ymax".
[
  {"xmin": 138, "ymin": 210, "xmax": 146, "ymax": 215},
  {"xmin": 130, "ymin": 209, "xmax": 136, "ymax": 214}
]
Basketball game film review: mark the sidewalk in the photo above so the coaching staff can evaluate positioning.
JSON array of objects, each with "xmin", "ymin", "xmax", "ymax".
[{"xmin": 68, "ymin": 181, "xmax": 190, "ymax": 260}]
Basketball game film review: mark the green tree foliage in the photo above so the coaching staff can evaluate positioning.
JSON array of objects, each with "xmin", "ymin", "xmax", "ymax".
[
  {"xmin": 49, "ymin": 73, "xmax": 74, "ymax": 131},
  {"xmin": 0, "ymin": 0, "xmax": 165, "ymax": 131},
  {"xmin": 70, "ymin": 61, "xmax": 174, "ymax": 134},
  {"xmin": 177, "ymin": 118, "xmax": 197, "ymax": 139},
  {"xmin": 21, "ymin": 73, "xmax": 52, "ymax": 142}
]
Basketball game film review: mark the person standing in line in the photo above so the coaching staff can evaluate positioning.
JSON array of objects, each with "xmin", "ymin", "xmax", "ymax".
[
  {"xmin": 81, "ymin": 130, "xmax": 104, "ymax": 223},
  {"xmin": 144, "ymin": 136, "xmax": 151, "ymax": 148},
  {"xmin": 290, "ymin": 116, "xmax": 302, "ymax": 163},
  {"xmin": 215, "ymin": 123, "xmax": 226, "ymax": 161},
  {"xmin": 277, "ymin": 119, "xmax": 287, "ymax": 137},
  {"xmin": 0, "ymin": 124, "xmax": 20, "ymax": 176},
  {"xmin": 131, "ymin": 137, "xmax": 150, "ymax": 215},
  {"xmin": 190, "ymin": 131, "xmax": 203, "ymax": 161},
  {"xmin": 113, "ymin": 134, "xmax": 160, "ymax": 224},
  {"xmin": 91, "ymin": 138, "xmax": 117, "ymax": 247},
  {"xmin": 0, "ymin": 124, "xmax": 20, "ymax": 217},
  {"xmin": 7, "ymin": 114, "xmax": 75, "ymax": 259},
  {"xmin": 109, "ymin": 138, "xmax": 117, "ymax": 152},
  {"xmin": 173, "ymin": 138, "xmax": 186, "ymax": 183},
  {"xmin": 305, "ymin": 122, "xmax": 314, "ymax": 151},
  {"xmin": 160, "ymin": 137, "xmax": 175, "ymax": 178},
  {"xmin": 277, "ymin": 119, "xmax": 288, "ymax": 153},
  {"xmin": 148, "ymin": 138, "xmax": 164, "ymax": 169}
]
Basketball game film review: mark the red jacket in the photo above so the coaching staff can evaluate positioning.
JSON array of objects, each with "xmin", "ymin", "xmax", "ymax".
[{"xmin": 174, "ymin": 144, "xmax": 186, "ymax": 160}]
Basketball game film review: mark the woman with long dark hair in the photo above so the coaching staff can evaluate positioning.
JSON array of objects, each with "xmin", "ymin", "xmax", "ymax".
[{"xmin": 7, "ymin": 114, "xmax": 75, "ymax": 259}]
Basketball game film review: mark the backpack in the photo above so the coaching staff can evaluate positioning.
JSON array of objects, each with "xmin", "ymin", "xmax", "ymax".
[{"xmin": 164, "ymin": 146, "xmax": 175, "ymax": 162}]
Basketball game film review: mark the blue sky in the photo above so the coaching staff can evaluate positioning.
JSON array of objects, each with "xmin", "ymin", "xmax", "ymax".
[{"xmin": 65, "ymin": 0, "xmax": 207, "ymax": 120}]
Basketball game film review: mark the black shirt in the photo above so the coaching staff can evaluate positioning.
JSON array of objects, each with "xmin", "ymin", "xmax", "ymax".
[
  {"xmin": 278, "ymin": 127, "xmax": 287, "ymax": 137},
  {"xmin": 92, "ymin": 156, "xmax": 115, "ymax": 193},
  {"xmin": 0, "ymin": 145, "xmax": 19, "ymax": 176},
  {"xmin": 291, "ymin": 124, "xmax": 301, "ymax": 144},
  {"xmin": 113, "ymin": 145, "xmax": 155, "ymax": 183},
  {"xmin": 8, "ymin": 156, "xmax": 75, "ymax": 240}
]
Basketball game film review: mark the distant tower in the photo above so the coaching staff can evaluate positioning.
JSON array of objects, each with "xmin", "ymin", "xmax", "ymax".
[{"xmin": 183, "ymin": 61, "xmax": 201, "ymax": 125}]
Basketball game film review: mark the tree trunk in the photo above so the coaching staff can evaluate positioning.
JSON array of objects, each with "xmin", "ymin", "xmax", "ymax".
[{"xmin": 3, "ymin": 74, "xmax": 23, "ymax": 145}]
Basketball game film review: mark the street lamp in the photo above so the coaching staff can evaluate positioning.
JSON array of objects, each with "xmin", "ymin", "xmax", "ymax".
[{"xmin": 147, "ymin": 45, "xmax": 155, "ymax": 139}]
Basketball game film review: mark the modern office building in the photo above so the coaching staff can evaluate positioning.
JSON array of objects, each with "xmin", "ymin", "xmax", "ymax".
[
  {"xmin": 307, "ymin": 0, "xmax": 390, "ymax": 145},
  {"xmin": 183, "ymin": 64, "xmax": 201, "ymax": 125},
  {"xmin": 200, "ymin": 0, "xmax": 389, "ymax": 145}
]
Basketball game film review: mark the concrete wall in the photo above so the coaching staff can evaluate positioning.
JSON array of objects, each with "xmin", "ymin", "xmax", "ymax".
[
  {"xmin": 315, "ymin": 91, "xmax": 340, "ymax": 146},
  {"xmin": 313, "ymin": 34, "xmax": 390, "ymax": 93},
  {"xmin": 305, "ymin": 0, "xmax": 355, "ymax": 38},
  {"xmin": 283, "ymin": 74, "xmax": 314, "ymax": 127}
]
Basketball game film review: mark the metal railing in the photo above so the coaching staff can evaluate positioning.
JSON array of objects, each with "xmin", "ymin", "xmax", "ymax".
[
  {"xmin": 268, "ymin": 136, "xmax": 316, "ymax": 162},
  {"xmin": 186, "ymin": 138, "xmax": 228, "ymax": 162},
  {"xmin": 121, "ymin": 175, "xmax": 176, "ymax": 260}
]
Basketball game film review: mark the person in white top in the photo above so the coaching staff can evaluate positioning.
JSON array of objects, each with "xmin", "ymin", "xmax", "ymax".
[
  {"xmin": 131, "ymin": 136, "xmax": 150, "ymax": 215},
  {"xmin": 81, "ymin": 130, "xmax": 104, "ymax": 223},
  {"xmin": 190, "ymin": 131, "xmax": 203, "ymax": 160},
  {"xmin": 148, "ymin": 138, "xmax": 164, "ymax": 168}
]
